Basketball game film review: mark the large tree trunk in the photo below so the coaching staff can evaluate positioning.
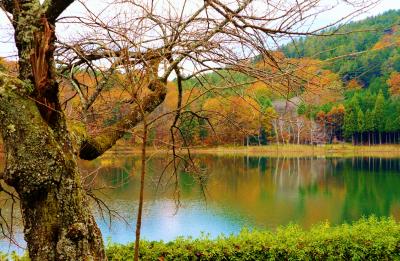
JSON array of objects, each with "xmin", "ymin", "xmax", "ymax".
[
  {"xmin": 0, "ymin": 75, "xmax": 106, "ymax": 260},
  {"xmin": 1, "ymin": 2, "xmax": 167, "ymax": 259},
  {"xmin": 0, "ymin": 1, "xmax": 107, "ymax": 259}
]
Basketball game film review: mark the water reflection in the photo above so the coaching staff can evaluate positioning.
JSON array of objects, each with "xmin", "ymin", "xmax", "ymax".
[
  {"xmin": 2, "ymin": 155, "xmax": 400, "ymax": 252},
  {"xmin": 86, "ymin": 155, "xmax": 400, "ymax": 242}
]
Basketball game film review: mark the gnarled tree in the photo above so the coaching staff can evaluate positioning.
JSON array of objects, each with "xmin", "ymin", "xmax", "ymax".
[{"xmin": 0, "ymin": 0, "xmax": 377, "ymax": 260}]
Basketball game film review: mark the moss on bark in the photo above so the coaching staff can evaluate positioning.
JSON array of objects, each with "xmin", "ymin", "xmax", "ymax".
[{"xmin": 0, "ymin": 72, "xmax": 106, "ymax": 260}]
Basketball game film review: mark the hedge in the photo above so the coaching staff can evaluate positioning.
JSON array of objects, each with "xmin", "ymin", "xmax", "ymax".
[
  {"xmin": 2, "ymin": 217, "xmax": 400, "ymax": 260},
  {"xmin": 107, "ymin": 217, "xmax": 400, "ymax": 260}
]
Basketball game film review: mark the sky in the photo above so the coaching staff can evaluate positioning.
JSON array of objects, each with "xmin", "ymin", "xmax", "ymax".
[
  {"xmin": 315, "ymin": 0, "xmax": 400, "ymax": 26},
  {"xmin": 1, "ymin": 0, "xmax": 400, "ymax": 58}
]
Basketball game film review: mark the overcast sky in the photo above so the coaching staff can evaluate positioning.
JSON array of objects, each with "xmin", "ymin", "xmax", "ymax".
[{"xmin": 1, "ymin": 0, "xmax": 400, "ymax": 58}]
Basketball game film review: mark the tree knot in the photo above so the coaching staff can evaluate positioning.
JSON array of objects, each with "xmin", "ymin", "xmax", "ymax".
[{"xmin": 66, "ymin": 222, "xmax": 88, "ymax": 241}]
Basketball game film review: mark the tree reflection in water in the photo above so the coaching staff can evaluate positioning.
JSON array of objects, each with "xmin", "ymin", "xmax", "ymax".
[{"xmin": 2, "ymin": 155, "xmax": 400, "ymax": 251}]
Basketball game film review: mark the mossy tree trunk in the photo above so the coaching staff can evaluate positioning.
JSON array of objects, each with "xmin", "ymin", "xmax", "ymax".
[
  {"xmin": 0, "ymin": 1, "xmax": 105, "ymax": 260},
  {"xmin": 0, "ymin": 1, "xmax": 167, "ymax": 259},
  {"xmin": 0, "ymin": 76, "xmax": 106, "ymax": 260}
]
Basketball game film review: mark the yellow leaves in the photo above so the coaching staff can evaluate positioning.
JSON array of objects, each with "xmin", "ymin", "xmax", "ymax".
[
  {"xmin": 202, "ymin": 95, "xmax": 261, "ymax": 136},
  {"xmin": 164, "ymin": 82, "xmax": 178, "ymax": 109},
  {"xmin": 262, "ymin": 107, "xmax": 278, "ymax": 132},
  {"xmin": 230, "ymin": 96, "xmax": 260, "ymax": 127},
  {"xmin": 264, "ymin": 106, "xmax": 278, "ymax": 118},
  {"xmin": 247, "ymin": 79, "xmax": 294, "ymax": 100},
  {"xmin": 246, "ymin": 81, "xmax": 281, "ymax": 99},
  {"xmin": 202, "ymin": 97, "xmax": 227, "ymax": 113},
  {"xmin": 73, "ymin": 72, "xmax": 97, "ymax": 88},
  {"xmin": 291, "ymin": 58, "xmax": 322, "ymax": 74}
]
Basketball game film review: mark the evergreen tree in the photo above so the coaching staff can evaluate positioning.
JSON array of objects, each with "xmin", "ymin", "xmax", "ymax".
[
  {"xmin": 357, "ymin": 109, "xmax": 365, "ymax": 144},
  {"xmin": 365, "ymin": 109, "xmax": 375, "ymax": 145},
  {"xmin": 344, "ymin": 96, "xmax": 359, "ymax": 144},
  {"xmin": 374, "ymin": 90, "xmax": 385, "ymax": 144}
]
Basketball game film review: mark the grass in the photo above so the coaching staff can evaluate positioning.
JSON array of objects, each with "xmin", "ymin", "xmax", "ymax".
[
  {"xmin": 3, "ymin": 141, "xmax": 400, "ymax": 158},
  {"xmin": 107, "ymin": 143, "xmax": 400, "ymax": 158}
]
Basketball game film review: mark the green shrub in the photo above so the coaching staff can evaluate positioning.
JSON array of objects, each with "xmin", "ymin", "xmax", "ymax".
[
  {"xmin": 2, "ymin": 217, "xmax": 399, "ymax": 260},
  {"xmin": 107, "ymin": 217, "xmax": 400, "ymax": 260}
]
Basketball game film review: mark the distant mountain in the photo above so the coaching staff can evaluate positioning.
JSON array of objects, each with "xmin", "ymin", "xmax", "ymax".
[{"xmin": 281, "ymin": 9, "xmax": 400, "ymax": 87}]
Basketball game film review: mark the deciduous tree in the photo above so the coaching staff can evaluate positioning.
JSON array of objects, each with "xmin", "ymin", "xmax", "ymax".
[{"xmin": 0, "ymin": 0, "xmax": 378, "ymax": 259}]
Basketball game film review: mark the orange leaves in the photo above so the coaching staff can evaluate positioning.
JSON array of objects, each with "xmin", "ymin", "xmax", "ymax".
[
  {"xmin": 246, "ymin": 81, "xmax": 278, "ymax": 99},
  {"xmin": 203, "ymin": 96, "xmax": 259, "ymax": 125},
  {"xmin": 292, "ymin": 58, "xmax": 322, "ymax": 76},
  {"xmin": 164, "ymin": 82, "xmax": 202, "ymax": 111},
  {"xmin": 347, "ymin": 79, "xmax": 362, "ymax": 91},
  {"xmin": 255, "ymin": 51, "xmax": 286, "ymax": 71},
  {"xmin": 333, "ymin": 104, "xmax": 345, "ymax": 114},
  {"xmin": 254, "ymin": 55, "xmax": 343, "ymax": 104},
  {"xmin": 202, "ymin": 95, "xmax": 261, "ymax": 140},
  {"xmin": 315, "ymin": 111, "xmax": 326, "ymax": 124},
  {"xmin": 229, "ymin": 96, "xmax": 260, "ymax": 130},
  {"xmin": 387, "ymin": 71, "xmax": 400, "ymax": 96},
  {"xmin": 202, "ymin": 97, "xmax": 227, "ymax": 113},
  {"xmin": 314, "ymin": 104, "xmax": 345, "ymax": 139},
  {"xmin": 251, "ymin": 52, "xmax": 344, "ymax": 106},
  {"xmin": 299, "ymin": 64, "xmax": 343, "ymax": 105},
  {"xmin": 372, "ymin": 26, "xmax": 400, "ymax": 50},
  {"xmin": 326, "ymin": 104, "xmax": 345, "ymax": 124},
  {"xmin": 164, "ymin": 82, "xmax": 179, "ymax": 110}
]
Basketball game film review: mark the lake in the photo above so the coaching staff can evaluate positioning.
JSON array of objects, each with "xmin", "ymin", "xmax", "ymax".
[{"xmin": 2, "ymin": 154, "xmax": 400, "ymax": 253}]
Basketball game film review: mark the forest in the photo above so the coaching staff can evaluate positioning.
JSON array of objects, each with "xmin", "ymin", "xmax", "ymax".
[
  {"xmin": 1, "ymin": 10, "xmax": 400, "ymax": 149},
  {"xmin": 136, "ymin": 9, "xmax": 400, "ymax": 147}
]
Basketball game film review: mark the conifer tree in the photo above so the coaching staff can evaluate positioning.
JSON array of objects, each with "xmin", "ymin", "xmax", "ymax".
[
  {"xmin": 344, "ymin": 96, "xmax": 359, "ymax": 144},
  {"xmin": 365, "ymin": 109, "xmax": 375, "ymax": 145},
  {"xmin": 357, "ymin": 109, "xmax": 365, "ymax": 144},
  {"xmin": 374, "ymin": 90, "xmax": 385, "ymax": 144}
]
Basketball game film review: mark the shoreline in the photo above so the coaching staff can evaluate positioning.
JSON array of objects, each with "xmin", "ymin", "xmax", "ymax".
[
  {"xmin": 2, "ymin": 144, "xmax": 400, "ymax": 158},
  {"xmin": 104, "ymin": 144, "xmax": 400, "ymax": 158}
]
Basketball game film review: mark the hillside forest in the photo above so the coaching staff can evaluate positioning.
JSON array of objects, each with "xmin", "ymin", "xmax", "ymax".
[{"xmin": 2, "ymin": 10, "xmax": 400, "ymax": 148}]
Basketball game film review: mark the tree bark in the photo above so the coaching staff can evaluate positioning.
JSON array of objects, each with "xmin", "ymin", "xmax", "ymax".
[
  {"xmin": 368, "ymin": 132, "xmax": 371, "ymax": 146},
  {"xmin": 134, "ymin": 118, "xmax": 147, "ymax": 261},
  {"xmin": 0, "ymin": 1, "xmax": 169, "ymax": 259},
  {"xmin": 0, "ymin": 75, "xmax": 106, "ymax": 260},
  {"xmin": 0, "ymin": 1, "xmax": 108, "ymax": 259}
]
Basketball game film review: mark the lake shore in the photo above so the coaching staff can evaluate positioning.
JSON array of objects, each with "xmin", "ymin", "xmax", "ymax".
[
  {"xmin": 2, "ymin": 143, "xmax": 400, "ymax": 158},
  {"xmin": 105, "ymin": 144, "xmax": 400, "ymax": 158}
]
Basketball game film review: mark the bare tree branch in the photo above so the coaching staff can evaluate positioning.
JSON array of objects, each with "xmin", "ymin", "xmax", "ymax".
[
  {"xmin": 0, "ymin": 0, "xmax": 13, "ymax": 13},
  {"xmin": 78, "ymin": 76, "xmax": 167, "ymax": 160},
  {"xmin": 43, "ymin": 0, "xmax": 76, "ymax": 23}
]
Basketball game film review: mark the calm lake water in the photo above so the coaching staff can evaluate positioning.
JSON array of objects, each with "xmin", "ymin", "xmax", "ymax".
[{"xmin": 2, "ymin": 155, "xmax": 400, "ymax": 252}]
